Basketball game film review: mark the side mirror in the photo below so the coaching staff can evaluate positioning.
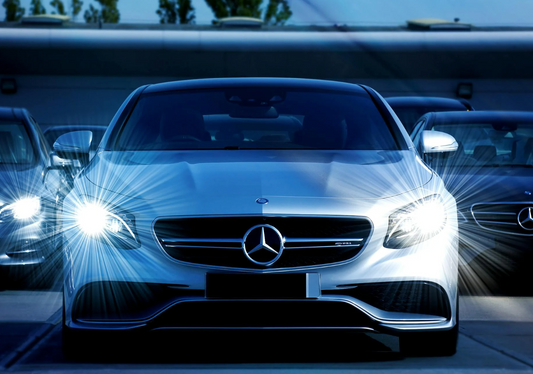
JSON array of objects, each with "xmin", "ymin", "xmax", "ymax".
[
  {"xmin": 420, "ymin": 130, "xmax": 458, "ymax": 154},
  {"xmin": 53, "ymin": 131, "xmax": 93, "ymax": 164}
]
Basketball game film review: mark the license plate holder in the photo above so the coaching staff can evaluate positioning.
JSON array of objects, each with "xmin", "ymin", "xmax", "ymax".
[{"xmin": 206, "ymin": 273, "xmax": 320, "ymax": 299}]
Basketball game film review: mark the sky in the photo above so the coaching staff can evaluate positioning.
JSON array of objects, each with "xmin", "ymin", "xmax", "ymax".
[{"xmin": 2, "ymin": 0, "xmax": 533, "ymax": 27}]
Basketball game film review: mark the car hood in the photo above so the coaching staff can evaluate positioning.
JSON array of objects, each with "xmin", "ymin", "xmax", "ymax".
[
  {"xmin": 83, "ymin": 150, "xmax": 433, "ymax": 209},
  {"xmin": 441, "ymin": 166, "xmax": 533, "ymax": 208}
]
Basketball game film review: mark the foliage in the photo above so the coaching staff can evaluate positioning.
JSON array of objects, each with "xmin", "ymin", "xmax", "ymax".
[
  {"xmin": 71, "ymin": 0, "xmax": 83, "ymax": 19},
  {"xmin": 30, "ymin": 0, "xmax": 46, "ymax": 15},
  {"xmin": 84, "ymin": 0, "xmax": 119, "ymax": 23},
  {"xmin": 177, "ymin": 0, "xmax": 194, "ymax": 24},
  {"xmin": 204, "ymin": 0, "xmax": 292, "ymax": 25},
  {"xmin": 49, "ymin": 0, "xmax": 66, "ymax": 15},
  {"xmin": 205, "ymin": 0, "xmax": 262, "ymax": 19},
  {"xmin": 2, "ymin": 0, "xmax": 25, "ymax": 21},
  {"xmin": 157, "ymin": 0, "xmax": 195, "ymax": 24},
  {"xmin": 264, "ymin": 0, "xmax": 291, "ymax": 25},
  {"xmin": 157, "ymin": 0, "xmax": 177, "ymax": 24}
]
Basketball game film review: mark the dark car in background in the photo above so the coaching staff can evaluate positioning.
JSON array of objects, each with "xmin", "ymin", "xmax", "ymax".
[
  {"xmin": 387, "ymin": 96, "xmax": 474, "ymax": 134},
  {"xmin": 0, "ymin": 107, "xmax": 64, "ymax": 287},
  {"xmin": 410, "ymin": 110, "xmax": 533, "ymax": 294}
]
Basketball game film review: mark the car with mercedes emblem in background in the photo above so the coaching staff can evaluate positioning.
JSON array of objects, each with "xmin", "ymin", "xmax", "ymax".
[
  {"xmin": 0, "ymin": 107, "xmax": 64, "ymax": 287},
  {"xmin": 410, "ymin": 110, "xmax": 533, "ymax": 294},
  {"xmin": 55, "ymin": 77, "xmax": 459, "ymax": 358}
]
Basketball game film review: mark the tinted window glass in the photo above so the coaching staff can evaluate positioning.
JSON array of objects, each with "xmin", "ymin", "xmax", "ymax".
[
  {"xmin": 432, "ymin": 122, "xmax": 533, "ymax": 167},
  {"xmin": 116, "ymin": 88, "xmax": 398, "ymax": 151},
  {"xmin": 0, "ymin": 122, "xmax": 35, "ymax": 164}
]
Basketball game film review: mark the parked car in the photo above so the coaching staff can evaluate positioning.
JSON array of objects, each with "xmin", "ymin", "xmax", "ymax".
[
  {"xmin": 0, "ymin": 107, "xmax": 64, "ymax": 286},
  {"xmin": 410, "ymin": 111, "xmax": 533, "ymax": 293},
  {"xmin": 386, "ymin": 96, "xmax": 474, "ymax": 134},
  {"xmin": 57, "ymin": 78, "xmax": 459, "ymax": 357}
]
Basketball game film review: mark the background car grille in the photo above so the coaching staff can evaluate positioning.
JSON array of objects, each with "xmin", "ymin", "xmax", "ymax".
[
  {"xmin": 471, "ymin": 203, "xmax": 533, "ymax": 236},
  {"xmin": 154, "ymin": 216, "xmax": 372, "ymax": 269}
]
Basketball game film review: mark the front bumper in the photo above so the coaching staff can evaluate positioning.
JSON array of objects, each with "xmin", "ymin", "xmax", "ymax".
[
  {"xmin": 0, "ymin": 218, "xmax": 56, "ymax": 266},
  {"xmin": 66, "ymin": 278, "xmax": 455, "ymax": 335}
]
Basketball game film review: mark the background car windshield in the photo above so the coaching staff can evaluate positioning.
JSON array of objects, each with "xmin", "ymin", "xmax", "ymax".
[
  {"xmin": 0, "ymin": 122, "xmax": 35, "ymax": 165},
  {"xmin": 433, "ymin": 122, "xmax": 533, "ymax": 167},
  {"xmin": 116, "ymin": 88, "xmax": 398, "ymax": 151}
]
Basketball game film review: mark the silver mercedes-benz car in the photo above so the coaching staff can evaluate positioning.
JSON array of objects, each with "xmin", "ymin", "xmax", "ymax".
[{"xmin": 56, "ymin": 78, "xmax": 459, "ymax": 357}]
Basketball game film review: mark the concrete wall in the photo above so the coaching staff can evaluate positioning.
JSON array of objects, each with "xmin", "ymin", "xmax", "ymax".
[{"xmin": 1, "ymin": 28, "xmax": 532, "ymax": 126}]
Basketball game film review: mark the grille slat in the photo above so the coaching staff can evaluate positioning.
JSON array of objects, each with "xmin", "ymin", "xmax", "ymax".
[
  {"xmin": 154, "ymin": 216, "xmax": 372, "ymax": 269},
  {"xmin": 471, "ymin": 202, "xmax": 533, "ymax": 236}
]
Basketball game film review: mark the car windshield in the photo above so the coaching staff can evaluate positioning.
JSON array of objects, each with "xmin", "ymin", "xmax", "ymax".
[
  {"xmin": 0, "ymin": 121, "xmax": 35, "ymax": 165},
  {"xmin": 431, "ymin": 122, "xmax": 533, "ymax": 168},
  {"xmin": 115, "ymin": 88, "xmax": 398, "ymax": 151}
]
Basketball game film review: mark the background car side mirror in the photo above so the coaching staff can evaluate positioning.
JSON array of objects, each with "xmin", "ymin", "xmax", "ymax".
[
  {"xmin": 53, "ymin": 131, "xmax": 93, "ymax": 165},
  {"xmin": 420, "ymin": 130, "xmax": 458, "ymax": 154}
]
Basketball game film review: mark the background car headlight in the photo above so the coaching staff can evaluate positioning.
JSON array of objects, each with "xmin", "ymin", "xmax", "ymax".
[
  {"xmin": 0, "ymin": 196, "xmax": 41, "ymax": 221},
  {"xmin": 75, "ymin": 201, "xmax": 140, "ymax": 249},
  {"xmin": 384, "ymin": 195, "xmax": 447, "ymax": 249}
]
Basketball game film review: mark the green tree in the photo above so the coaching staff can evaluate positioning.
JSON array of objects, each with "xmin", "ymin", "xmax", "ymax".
[
  {"xmin": 71, "ymin": 0, "xmax": 83, "ymax": 19},
  {"xmin": 30, "ymin": 0, "xmax": 46, "ymax": 15},
  {"xmin": 264, "ymin": 0, "xmax": 291, "ymax": 25},
  {"xmin": 204, "ymin": 0, "xmax": 291, "ymax": 25},
  {"xmin": 156, "ymin": 0, "xmax": 177, "ymax": 23},
  {"xmin": 157, "ymin": 0, "xmax": 195, "ymax": 24},
  {"xmin": 204, "ymin": 0, "xmax": 262, "ymax": 20},
  {"xmin": 177, "ymin": 0, "xmax": 194, "ymax": 24},
  {"xmin": 2, "ymin": 0, "xmax": 25, "ymax": 21},
  {"xmin": 84, "ymin": 0, "xmax": 119, "ymax": 23},
  {"xmin": 49, "ymin": 0, "xmax": 65, "ymax": 15}
]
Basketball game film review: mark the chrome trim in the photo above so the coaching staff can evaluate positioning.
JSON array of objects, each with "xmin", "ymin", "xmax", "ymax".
[
  {"xmin": 151, "ymin": 214, "xmax": 374, "ymax": 272},
  {"xmin": 160, "ymin": 237, "xmax": 364, "ymax": 250},
  {"xmin": 73, "ymin": 295, "xmax": 446, "ymax": 329},
  {"xmin": 471, "ymin": 201, "xmax": 533, "ymax": 236},
  {"xmin": 476, "ymin": 220, "xmax": 517, "ymax": 226}
]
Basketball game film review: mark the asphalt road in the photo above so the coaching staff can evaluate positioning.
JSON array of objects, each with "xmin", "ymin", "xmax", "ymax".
[{"xmin": 0, "ymin": 288, "xmax": 533, "ymax": 374}]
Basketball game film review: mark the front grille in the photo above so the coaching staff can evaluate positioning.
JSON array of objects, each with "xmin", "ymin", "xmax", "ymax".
[
  {"xmin": 471, "ymin": 203, "xmax": 533, "ymax": 236},
  {"xmin": 154, "ymin": 216, "xmax": 372, "ymax": 269}
]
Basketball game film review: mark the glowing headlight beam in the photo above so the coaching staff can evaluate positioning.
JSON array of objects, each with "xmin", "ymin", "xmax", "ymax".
[
  {"xmin": 0, "ymin": 197, "xmax": 41, "ymax": 220},
  {"xmin": 385, "ymin": 196, "xmax": 447, "ymax": 248},
  {"xmin": 75, "ymin": 202, "xmax": 136, "ymax": 240}
]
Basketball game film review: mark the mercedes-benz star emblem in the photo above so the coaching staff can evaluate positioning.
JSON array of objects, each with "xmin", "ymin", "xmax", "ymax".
[
  {"xmin": 242, "ymin": 224, "xmax": 284, "ymax": 266},
  {"xmin": 518, "ymin": 207, "xmax": 533, "ymax": 231}
]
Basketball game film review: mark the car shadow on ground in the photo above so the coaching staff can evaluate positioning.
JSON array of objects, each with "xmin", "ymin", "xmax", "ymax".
[{"xmin": 34, "ymin": 328, "xmax": 402, "ymax": 364}]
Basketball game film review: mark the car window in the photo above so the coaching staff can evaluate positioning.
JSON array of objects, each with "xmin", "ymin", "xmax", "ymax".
[
  {"xmin": 410, "ymin": 118, "xmax": 427, "ymax": 149},
  {"xmin": 115, "ymin": 88, "xmax": 399, "ymax": 151},
  {"xmin": 431, "ymin": 122, "xmax": 533, "ymax": 167},
  {"xmin": 0, "ymin": 121, "xmax": 36, "ymax": 165}
]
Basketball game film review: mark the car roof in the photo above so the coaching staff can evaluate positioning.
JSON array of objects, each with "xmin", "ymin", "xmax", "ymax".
[
  {"xmin": 0, "ymin": 107, "xmax": 17, "ymax": 121},
  {"xmin": 431, "ymin": 110, "xmax": 533, "ymax": 124},
  {"xmin": 143, "ymin": 77, "xmax": 369, "ymax": 95},
  {"xmin": 43, "ymin": 124, "xmax": 107, "ymax": 131},
  {"xmin": 386, "ymin": 96, "xmax": 470, "ymax": 109}
]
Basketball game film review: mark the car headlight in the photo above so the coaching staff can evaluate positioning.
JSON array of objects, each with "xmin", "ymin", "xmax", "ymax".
[
  {"xmin": 384, "ymin": 195, "xmax": 447, "ymax": 249},
  {"xmin": 0, "ymin": 196, "xmax": 41, "ymax": 222},
  {"xmin": 74, "ymin": 200, "xmax": 140, "ymax": 249}
]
